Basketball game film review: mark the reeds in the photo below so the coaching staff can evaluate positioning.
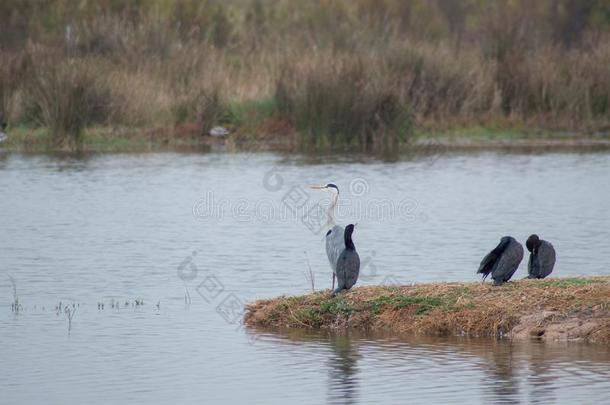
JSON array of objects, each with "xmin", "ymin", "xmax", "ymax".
[
  {"xmin": 8, "ymin": 276, "xmax": 21, "ymax": 313},
  {"xmin": 0, "ymin": 52, "xmax": 28, "ymax": 125},
  {"xmin": 22, "ymin": 50, "xmax": 112, "ymax": 147},
  {"xmin": 304, "ymin": 252, "xmax": 316, "ymax": 293},
  {"xmin": 0, "ymin": 0, "xmax": 608, "ymax": 151},
  {"xmin": 276, "ymin": 53, "xmax": 413, "ymax": 151}
]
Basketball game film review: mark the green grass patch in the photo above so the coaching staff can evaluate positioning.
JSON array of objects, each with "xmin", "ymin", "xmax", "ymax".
[
  {"xmin": 3, "ymin": 121, "xmax": 604, "ymax": 154},
  {"xmin": 3, "ymin": 126, "xmax": 209, "ymax": 153},
  {"xmin": 319, "ymin": 297, "xmax": 354, "ymax": 316},
  {"xmin": 2, "ymin": 126, "xmax": 52, "ymax": 148},
  {"xmin": 413, "ymin": 126, "xmax": 567, "ymax": 141},
  {"xmin": 295, "ymin": 308, "xmax": 322, "ymax": 326},
  {"xmin": 228, "ymin": 98, "xmax": 277, "ymax": 127},
  {"xmin": 534, "ymin": 278, "xmax": 603, "ymax": 288},
  {"xmin": 285, "ymin": 296, "xmax": 355, "ymax": 327}
]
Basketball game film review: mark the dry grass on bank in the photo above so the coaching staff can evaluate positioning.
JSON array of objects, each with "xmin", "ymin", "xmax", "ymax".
[{"xmin": 245, "ymin": 277, "xmax": 610, "ymax": 344}]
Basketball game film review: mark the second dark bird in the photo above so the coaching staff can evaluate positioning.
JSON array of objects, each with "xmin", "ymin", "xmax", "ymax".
[{"xmin": 525, "ymin": 234, "xmax": 556, "ymax": 279}]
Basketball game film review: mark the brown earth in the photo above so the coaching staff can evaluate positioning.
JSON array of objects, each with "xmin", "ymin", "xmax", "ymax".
[{"xmin": 244, "ymin": 277, "xmax": 610, "ymax": 344}]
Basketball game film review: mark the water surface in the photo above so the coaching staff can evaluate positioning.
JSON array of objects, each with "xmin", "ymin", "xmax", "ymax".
[{"xmin": 1, "ymin": 150, "xmax": 609, "ymax": 404}]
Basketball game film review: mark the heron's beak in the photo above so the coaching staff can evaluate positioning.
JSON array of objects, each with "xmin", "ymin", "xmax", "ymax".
[{"xmin": 309, "ymin": 185, "xmax": 327, "ymax": 190}]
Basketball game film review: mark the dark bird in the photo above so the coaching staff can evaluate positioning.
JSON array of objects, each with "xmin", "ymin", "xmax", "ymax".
[
  {"xmin": 333, "ymin": 224, "xmax": 360, "ymax": 296},
  {"xmin": 525, "ymin": 234, "xmax": 556, "ymax": 279},
  {"xmin": 477, "ymin": 236, "xmax": 524, "ymax": 285}
]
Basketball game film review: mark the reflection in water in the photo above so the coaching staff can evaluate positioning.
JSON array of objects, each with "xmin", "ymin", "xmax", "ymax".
[
  {"xmin": 326, "ymin": 333, "xmax": 360, "ymax": 405},
  {"xmin": 527, "ymin": 343, "xmax": 557, "ymax": 405},
  {"xmin": 479, "ymin": 342, "xmax": 521, "ymax": 404},
  {"xmin": 252, "ymin": 328, "xmax": 610, "ymax": 405}
]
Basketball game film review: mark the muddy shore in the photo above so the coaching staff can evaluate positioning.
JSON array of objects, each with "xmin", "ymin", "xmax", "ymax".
[{"xmin": 245, "ymin": 277, "xmax": 610, "ymax": 344}]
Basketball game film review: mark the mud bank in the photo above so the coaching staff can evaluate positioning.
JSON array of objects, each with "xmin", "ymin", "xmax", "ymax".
[{"xmin": 245, "ymin": 277, "xmax": 610, "ymax": 344}]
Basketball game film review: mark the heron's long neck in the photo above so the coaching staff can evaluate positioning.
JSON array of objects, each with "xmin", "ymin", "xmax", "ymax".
[{"xmin": 326, "ymin": 192, "xmax": 338, "ymax": 227}]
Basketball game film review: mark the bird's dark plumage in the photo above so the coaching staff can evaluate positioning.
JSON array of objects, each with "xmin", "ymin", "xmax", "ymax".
[
  {"xmin": 333, "ymin": 224, "xmax": 360, "ymax": 296},
  {"xmin": 526, "ymin": 234, "xmax": 556, "ymax": 279},
  {"xmin": 477, "ymin": 236, "xmax": 524, "ymax": 285}
]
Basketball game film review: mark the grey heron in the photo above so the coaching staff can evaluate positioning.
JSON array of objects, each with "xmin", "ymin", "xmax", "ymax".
[
  {"xmin": 477, "ymin": 236, "xmax": 523, "ymax": 285},
  {"xmin": 310, "ymin": 183, "xmax": 343, "ymax": 290},
  {"xmin": 333, "ymin": 224, "xmax": 360, "ymax": 296},
  {"xmin": 525, "ymin": 234, "xmax": 556, "ymax": 279}
]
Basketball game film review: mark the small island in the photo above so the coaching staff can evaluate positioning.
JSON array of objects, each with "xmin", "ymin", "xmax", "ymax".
[{"xmin": 245, "ymin": 277, "xmax": 610, "ymax": 344}]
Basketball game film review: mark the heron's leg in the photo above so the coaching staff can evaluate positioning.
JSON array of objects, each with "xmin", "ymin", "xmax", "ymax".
[
  {"xmin": 332, "ymin": 278, "xmax": 345, "ymax": 297},
  {"xmin": 332, "ymin": 273, "xmax": 335, "ymax": 290}
]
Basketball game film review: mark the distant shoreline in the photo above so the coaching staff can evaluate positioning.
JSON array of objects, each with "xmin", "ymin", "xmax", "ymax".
[
  {"xmin": 3, "ymin": 126, "xmax": 610, "ymax": 154},
  {"xmin": 244, "ymin": 277, "xmax": 610, "ymax": 344}
]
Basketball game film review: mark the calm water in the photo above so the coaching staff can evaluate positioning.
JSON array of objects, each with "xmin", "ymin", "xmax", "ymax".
[{"xmin": 1, "ymin": 150, "xmax": 609, "ymax": 404}]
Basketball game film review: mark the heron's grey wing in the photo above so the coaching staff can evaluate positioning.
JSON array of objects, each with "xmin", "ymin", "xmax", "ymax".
[
  {"xmin": 538, "ymin": 241, "xmax": 556, "ymax": 278},
  {"xmin": 493, "ymin": 241, "xmax": 524, "ymax": 283},
  {"xmin": 326, "ymin": 225, "xmax": 344, "ymax": 273},
  {"xmin": 336, "ymin": 250, "xmax": 360, "ymax": 290}
]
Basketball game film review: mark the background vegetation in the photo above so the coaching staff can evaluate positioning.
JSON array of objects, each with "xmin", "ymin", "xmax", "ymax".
[{"xmin": 1, "ymin": 0, "xmax": 609, "ymax": 151}]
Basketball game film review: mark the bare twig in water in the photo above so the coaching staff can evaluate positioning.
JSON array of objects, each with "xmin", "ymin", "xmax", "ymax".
[
  {"xmin": 64, "ymin": 305, "xmax": 76, "ymax": 331},
  {"xmin": 8, "ymin": 276, "xmax": 21, "ymax": 312},
  {"xmin": 304, "ymin": 251, "xmax": 315, "ymax": 293},
  {"xmin": 184, "ymin": 286, "xmax": 192, "ymax": 305}
]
